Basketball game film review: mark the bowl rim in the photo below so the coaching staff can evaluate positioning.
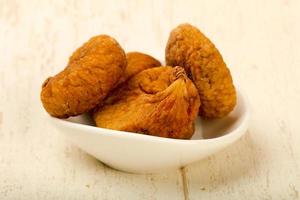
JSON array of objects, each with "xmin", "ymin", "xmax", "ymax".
[{"xmin": 49, "ymin": 89, "xmax": 250, "ymax": 145}]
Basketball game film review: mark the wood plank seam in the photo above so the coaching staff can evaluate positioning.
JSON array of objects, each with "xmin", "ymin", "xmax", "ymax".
[{"xmin": 181, "ymin": 167, "xmax": 189, "ymax": 200}]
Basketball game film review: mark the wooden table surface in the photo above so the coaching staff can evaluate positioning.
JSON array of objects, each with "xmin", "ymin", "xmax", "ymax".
[{"xmin": 1, "ymin": 0, "xmax": 300, "ymax": 199}]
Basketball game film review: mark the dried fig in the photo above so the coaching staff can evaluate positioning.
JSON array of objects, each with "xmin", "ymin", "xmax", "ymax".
[
  {"xmin": 166, "ymin": 23, "xmax": 236, "ymax": 118},
  {"xmin": 117, "ymin": 52, "xmax": 161, "ymax": 85},
  {"xmin": 41, "ymin": 35, "xmax": 126, "ymax": 118},
  {"xmin": 93, "ymin": 66, "xmax": 200, "ymax": 139}
]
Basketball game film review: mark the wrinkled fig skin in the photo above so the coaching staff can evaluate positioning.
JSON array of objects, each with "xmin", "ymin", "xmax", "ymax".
[
  {"xmin": 166, "ymin": 23, "xmax": 236, "ymax": 118},
  {"xmin": 41, "ymin": 35, "xmax": 126, "ymax": 118},
  {"xmin": 117, "ymin": 52, "xmax": 161, "ymax": 86},
  {"xmin": 93, "ymin": 66, "xmax": 200, "ymax": 139}
]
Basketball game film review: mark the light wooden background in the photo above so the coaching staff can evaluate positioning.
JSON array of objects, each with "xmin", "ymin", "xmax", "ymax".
[{"xmin": 1, "ymin": 0, "xmax": 300, "ymax": 199}]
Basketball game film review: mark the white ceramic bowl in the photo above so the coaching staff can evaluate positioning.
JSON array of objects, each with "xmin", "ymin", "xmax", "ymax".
[{"xmin": 49, "ymin": 90, "xmax": 249, "ymax": 174}]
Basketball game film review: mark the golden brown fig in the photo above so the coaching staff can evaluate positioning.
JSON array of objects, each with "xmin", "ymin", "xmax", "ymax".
[
  {"xmin": 166, "ymin": 23, "xmax": 236, "ymax": 118},
  {"xmin": 93, "ymin": 66, "xmax": 200, "ymax": 139},
  {"xmin": 41, "ymin": 35, "xmax": 126, "ymax": 118},
  {"xmin": 117, "ymin": 52, "xmax": 161, "ymax": 85}
]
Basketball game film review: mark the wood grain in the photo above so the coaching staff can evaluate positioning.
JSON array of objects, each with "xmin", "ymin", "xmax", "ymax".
[{"xmin": 0, "ymin": 0, "xmax": 299, "ymax": 199}]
